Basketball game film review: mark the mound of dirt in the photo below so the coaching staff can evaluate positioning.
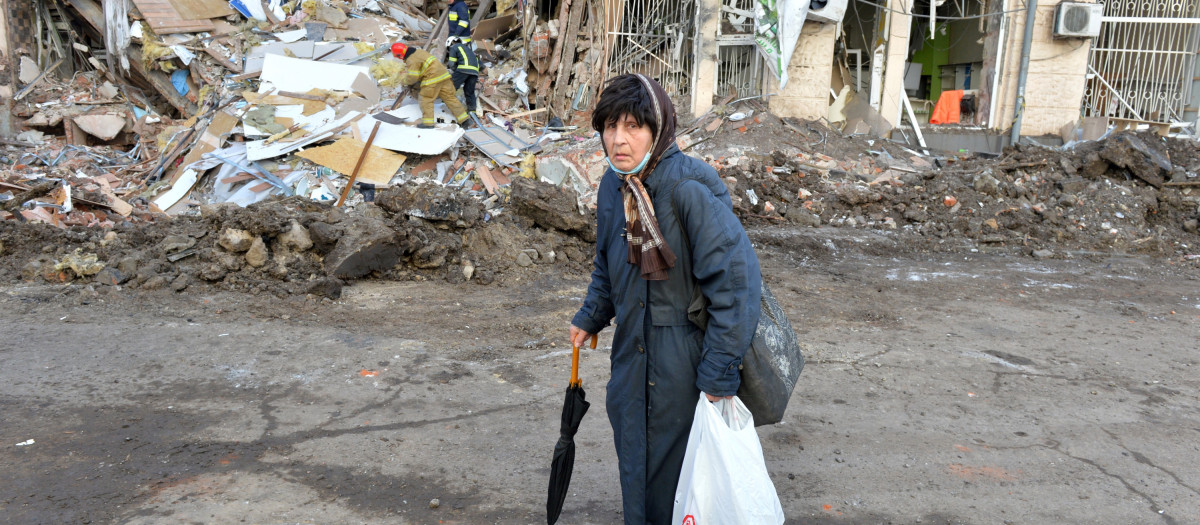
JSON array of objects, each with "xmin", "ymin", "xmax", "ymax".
[
  {"xmin": 713, "ymin": 131, "xmax": 1200, "ymax": 259},
  {"xmin": 0, "ymin": 179, "xmax": 596, "ymax": 296}
]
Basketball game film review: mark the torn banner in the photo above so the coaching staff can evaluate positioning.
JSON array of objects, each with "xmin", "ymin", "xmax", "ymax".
[{"xmin": 756, "ymin": 0, "xmax": 810, "ymax": 88}]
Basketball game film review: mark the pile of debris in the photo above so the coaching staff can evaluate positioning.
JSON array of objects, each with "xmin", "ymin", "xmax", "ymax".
[
  {"xmin": 2, "ymin": 0, "xmax": 615, "ymax": 229},
  {"xmin": 704, "ymin": 129, "xmax": 1200, "ymax": 260}
]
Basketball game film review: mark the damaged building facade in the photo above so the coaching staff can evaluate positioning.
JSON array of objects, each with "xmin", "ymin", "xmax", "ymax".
[
  {"xmin": 2, "ymin": 0, "xmax": 1198, "ymax": 145},
  {"xmin": 621, "ymin": 0, "xmax": 1200, "ymax": 147}
]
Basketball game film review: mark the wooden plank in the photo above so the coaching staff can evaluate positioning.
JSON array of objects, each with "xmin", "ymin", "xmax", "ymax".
[
  {"xmin": 131, "ymin": 0, "xmax": 215, "ymax": 32},
  {"xmin": 476, "ymin": 164, "xmax": 499, "ymax": 194},
  {"xmin": 550, "ymin": 0, "xmax": 586, "ymax": 118}
]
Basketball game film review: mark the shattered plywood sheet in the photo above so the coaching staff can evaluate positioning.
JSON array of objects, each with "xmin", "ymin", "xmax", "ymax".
[
  {"xmin": 258, "ymin": 54, "xmax": 370, "ymax": 94},
  {"xmin": 131, "ymin": 0, "xmax": 214, "ymax": 33},
  {"xmin": 296, "ymin": 137, "xmax": 407, "ymax": 186},
  {"xmin": 357, "ymin": 105, "xmax": 465, "ymax": 155}
]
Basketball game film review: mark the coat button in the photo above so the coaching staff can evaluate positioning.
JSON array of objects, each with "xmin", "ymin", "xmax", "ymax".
[
  {"xmin": 637, "ymin": 346, "xmax": 645, "ymax": 353},
  {"xmin": 648, "ymin": 381, "xmax": 656, "ymax": 386}
]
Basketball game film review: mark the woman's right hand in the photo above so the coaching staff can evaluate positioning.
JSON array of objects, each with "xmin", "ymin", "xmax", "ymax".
[{"xmin": 568, "ymin": 324, "xmax": 593, "ymax": 348}]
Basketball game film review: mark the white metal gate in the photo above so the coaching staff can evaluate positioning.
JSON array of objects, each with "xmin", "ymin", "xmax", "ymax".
[
  {"xmin": 1083, "ymin": 0, "xmax": 1200, "ymax": 127},
  {"xmin": 605, "ymin": 0, "xmax": 697, "ymax": 104}
]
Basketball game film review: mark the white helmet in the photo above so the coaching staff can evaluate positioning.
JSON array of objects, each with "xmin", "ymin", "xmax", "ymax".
[{"xmin": 446, "ymin": 36, "xmax": 460, "ymax": 47}]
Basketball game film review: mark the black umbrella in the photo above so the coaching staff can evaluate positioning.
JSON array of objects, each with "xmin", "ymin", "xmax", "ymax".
[{"xmin": 547, "ymin": 334, "xmax": 597, "ymax": 525}]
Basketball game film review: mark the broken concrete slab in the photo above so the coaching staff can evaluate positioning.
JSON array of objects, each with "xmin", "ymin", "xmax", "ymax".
[{"xmin": 73, "ymin": 114, "xmax": 127, "ymax": 141}]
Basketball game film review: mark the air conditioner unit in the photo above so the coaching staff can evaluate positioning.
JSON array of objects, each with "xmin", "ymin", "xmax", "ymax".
[
  {"xmin": 1053, "ymin": 2, "xmax": 1104, "ymax": 38},
  {"xmin": 809, "ymin": 0, "xmax": 848, "ymax": 24}
]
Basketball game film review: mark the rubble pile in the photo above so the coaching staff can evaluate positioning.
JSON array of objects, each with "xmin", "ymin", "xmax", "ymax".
[
  {"xmin": 0, "ymin": 178, "xmax": 596, "ymax": 296},
  {"xmin": 710, "ymin": 129, "xmax": 1200, "ymax": 259}
]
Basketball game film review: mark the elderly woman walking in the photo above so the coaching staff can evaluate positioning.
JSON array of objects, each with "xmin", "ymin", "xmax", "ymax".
[{"xmin": 569, "ymin": 74, "xmax": 762, "ymax": 524}]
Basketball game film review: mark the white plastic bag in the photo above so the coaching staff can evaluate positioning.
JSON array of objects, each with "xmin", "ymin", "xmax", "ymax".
[{"xmin": 672, "ymin": 394, "xmax": 785, "ymax": 525}]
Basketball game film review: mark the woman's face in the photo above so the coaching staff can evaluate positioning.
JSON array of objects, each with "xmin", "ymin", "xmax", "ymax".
[{"xmin": 603, "ymin": 113, "xmax": 654, "ymax": 173}]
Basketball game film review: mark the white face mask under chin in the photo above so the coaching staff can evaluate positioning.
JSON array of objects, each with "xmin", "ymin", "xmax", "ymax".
[{"xmin": 606, "ymin": 150, "xmax": 651, "ymax": 175}]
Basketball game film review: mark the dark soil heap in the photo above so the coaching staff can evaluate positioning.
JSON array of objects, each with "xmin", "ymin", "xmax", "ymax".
[
  {"xmin": 0, "ymin": 179, "xmax": 596, "ymax": 297},
  {"xmin": 717, "ymin": 130, "xmax": 1200, "ymax": 258}
]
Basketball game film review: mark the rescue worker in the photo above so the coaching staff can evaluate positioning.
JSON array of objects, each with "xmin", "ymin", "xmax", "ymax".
[
  {"xmin": 445, "ymin": 36, "xmax": 481, "ymax": 116},
  {"xmin": 391, "ymin": 42, "xmax": 469, "ymax": 129},
  {"xmin": 448, "ymin": 0, "xmax": 471, "ymax": 44}
]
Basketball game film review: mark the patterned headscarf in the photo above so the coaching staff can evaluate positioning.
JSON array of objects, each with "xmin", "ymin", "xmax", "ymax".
[{"xmin": 605, "ymin": 74, "xmax": 678, "ymax": 281}]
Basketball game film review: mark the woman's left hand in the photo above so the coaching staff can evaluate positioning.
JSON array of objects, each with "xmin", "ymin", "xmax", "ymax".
[{"xmin": 705, "ymin": 393, "xmax": 732, "ymax": 402}]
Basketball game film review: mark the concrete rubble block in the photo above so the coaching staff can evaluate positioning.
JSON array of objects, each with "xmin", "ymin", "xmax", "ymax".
[
  {"xmin": 375, "ymin": 183, "xmax": 482, "ymax": 227},
  {"xmin": 278, "ymin": 220, "xmax": 314, "ymax": 251},
  {"xmin": 245, "ymin": 237, "xmax": 270, "ymax": 268},
  {"xmin": 533, "ymin": 243, "xmax": 555, "ymax": 264},
  {"xmin": 516, "ymin": 251, "xmax": 534, "ymax": 267},
  {"xmin": 306, "ymin": 277, "xmax": 344, "ymax": 299},
  {"xmin": 93, "ymin": 267, "xmax": 128, "ymax": 286},
  {"xmin": 218, "ymin": 228, "xmax": 255, "ymax": 252},
  {"xmin": 307, "ymin": 222, "xmax": 342, "ymax": 254},
  {"xmin": 411, "ymin": 244, "xmax": 449, "ymax": 269},
  {"xmin": 158, "ymin": 234, "xmax": 196, "ymax": 256},
  {"xmin": 1099, "ymin": 133, "xmax": 1171, "ymax": 188},
  {"xmin": 323, "ymin": 216, "xmax": 403, "ymax": 278},
  {"xmin": 508, "ymin": 177, "xmax": 594, "ymax": 241},
  {"xmin": 73, "ymin": 114, "xmax": 128, "ymax": 141},
  {"xmin": 835, "ymin": 184, "xmax": 881, "ymax": 206}
]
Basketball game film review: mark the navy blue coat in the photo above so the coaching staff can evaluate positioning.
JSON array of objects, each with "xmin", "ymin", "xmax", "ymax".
[
  {"xmin": 572, "ymin": 145, "xmax": 762, "ymax": 524},
  {"xmin": 448, "ymin": 0, "xmax": 470, "ymax": 39}
]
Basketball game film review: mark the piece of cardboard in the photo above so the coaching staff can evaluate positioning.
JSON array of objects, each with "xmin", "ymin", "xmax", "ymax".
[
  {"xmin": 296, "ymin": 137, "xmax": 407, "ymax": 186},
  {"xmin": 258, "ymin": 54, "xmax": 370, "ymax": 94}
]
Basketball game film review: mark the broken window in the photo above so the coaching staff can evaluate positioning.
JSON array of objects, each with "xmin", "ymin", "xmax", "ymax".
[
  {"xmin": 605, "ymin": 0, "xmax": 698, "ymax": 110},
  {"xmin": 715, "ymin": 0, "xmax": 766, "ymax": 100}
]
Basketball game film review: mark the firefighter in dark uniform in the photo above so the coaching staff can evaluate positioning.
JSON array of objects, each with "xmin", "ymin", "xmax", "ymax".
[
  {"xmin": 446, "ymin": 36, "xmax": 481, "ymax": 115},
  {"xmin": 448, "ymin": 0, "xmax": 471, "ymax": 44}
]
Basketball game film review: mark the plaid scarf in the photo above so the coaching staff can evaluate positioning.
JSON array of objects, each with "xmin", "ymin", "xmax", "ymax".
[{"xmin": 615, "ymin": 75, "xmax": 678, "ymax": 281}]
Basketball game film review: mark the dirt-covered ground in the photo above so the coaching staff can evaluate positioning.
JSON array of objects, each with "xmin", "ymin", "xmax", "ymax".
[{"xmin": 2, "ymin": 117, "xmax": 1199, "ymax": 524}]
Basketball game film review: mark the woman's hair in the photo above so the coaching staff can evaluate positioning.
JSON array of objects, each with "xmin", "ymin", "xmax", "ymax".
[{"xmin": 591, "ymin": 74, "xmax": 658, "ymax": 134}]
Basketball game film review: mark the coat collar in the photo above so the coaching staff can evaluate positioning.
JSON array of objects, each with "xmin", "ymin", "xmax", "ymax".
[{"xmin": 643, "ymin": 143, "xmax": 681, "ymax": 195}]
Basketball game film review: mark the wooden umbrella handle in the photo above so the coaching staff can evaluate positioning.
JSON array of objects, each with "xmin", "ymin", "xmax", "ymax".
[
  {"xmin": 570, "ymin": 335, "xmax": 598, "ymax": 387},
  {"xmin": 570, "ymin": 344, "xmax": 581, "ymax": 388}
]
